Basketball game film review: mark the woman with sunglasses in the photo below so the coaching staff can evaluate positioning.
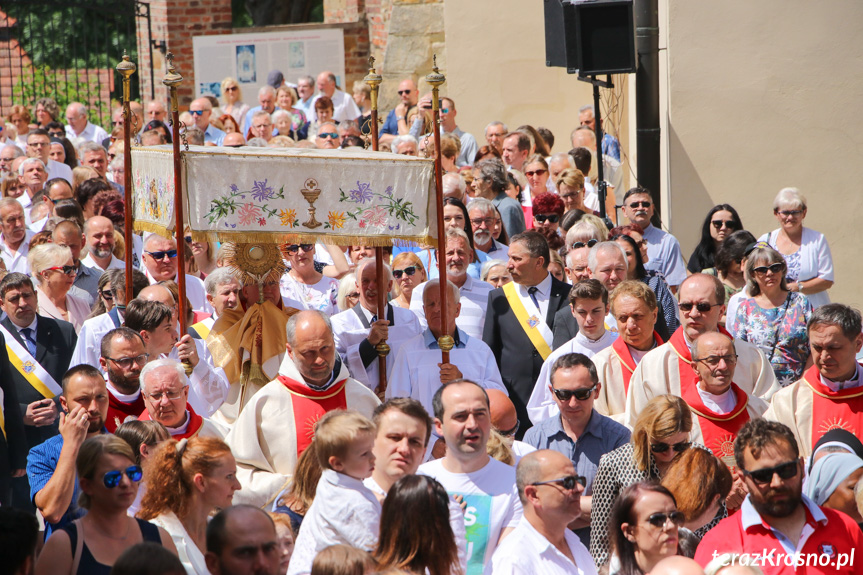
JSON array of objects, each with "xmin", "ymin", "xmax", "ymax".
[
  {"xmin": 280, "ymin": 243, "xmax": 340, "ymax": 315},
  {"xmin": 390, "ymin": 252, "xmax": 427, "ymax": 309},
  {"xmin": 701, "ymin": 231, "xmax": 756, "ymax": 313},
  {"xmin": 219, "ymin": 77, "xmax": 250, "ymax": 128},
  {"xmin": 686, "ymin": 205, "xmax": 743, "ymax": 274},
  {"xmin": 522, "ymin": 154, "xmax": 553, "ymax": 226},
  {"xmin": 729, "ymin": 244, "xmax": 813, "ymax": 386},
  {"xmin": 115, "ymin": 420, "xmax": 170, "ymax": 517},
  {"xmin": 35, "ymin": 435, "xmax": 176, "ymax": 575},
  {"xmin": 138, "ymin": 437, "xmax": 240, "ymax": 575},
  {"xmin": 28, "ymin": 243, "xmax": 90, "ymax": 330},
  {"xmin": 758, "ymin": 187, "xmax": 833, "ymax": 308},
  {"xmin": 608, "ymin": 482, "xmax": 684, "ymax": 575},
  {"xmin": 531, "ymin": 192, "xmax": 566, "ymax": 252},
  {"xmin": 590, "ymin": 395, "xmax": 694, "ymax": 567},
  {"xmin": 610, "ymin": 229, "xmax": 679, "ymax": 340}
]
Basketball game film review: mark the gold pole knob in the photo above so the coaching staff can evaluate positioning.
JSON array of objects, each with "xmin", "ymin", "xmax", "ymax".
[{"xmin": 437, "ymin": 335, "xmax": 455, "ymax": 353}]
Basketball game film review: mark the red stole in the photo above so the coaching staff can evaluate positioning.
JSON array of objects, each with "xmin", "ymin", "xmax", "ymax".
[
  {"xmin": 279, "ymin": 375, "xmax": 348, "ymax": 456},
  {"xmin": 669, "ymin": 327, "xmax": 733, "ymax": 393},
  {"xmin": 611, "ymin": 331, "xmax": 664, "ymax": 394},
  {"xmin": 682, "ymin": 382, "xmax": 750, "ymax": 466},
  {"xmin": 139, "ymin": 404, "xmax": 205, "ymax": 440},
  {"xmin": 802, "ymin": 365, "xmax": 863, "ymax": 447},
  {"xmin": 106, "ymin": 391, "xmax": 146, "ymax": 433}
]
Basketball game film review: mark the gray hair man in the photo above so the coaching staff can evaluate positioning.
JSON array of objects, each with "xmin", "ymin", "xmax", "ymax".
[
  {"xmin": 64, "ymin": 102, "xmax": 108, "ymax": 143},
  {"xmin": 485, "ymin": 121, "xmax": 508, "ymax": 155},
  {"xmin": 315, "ymin": 70, "xmax": 360, "ymax": 123},
  {"xmin": 468, "ymin": 197, "xmax": 508, "ymax": 260},
  {"xmin": 391, "ymin": 134, "xmax": 418, "ymax": 156},
  {"xmin": 190, "ymin": 97, "xmax": 225, "ymax": 145}
]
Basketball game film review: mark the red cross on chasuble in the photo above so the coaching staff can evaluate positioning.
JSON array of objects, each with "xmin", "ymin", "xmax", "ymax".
[
  {"xmin": 802, "ymin": 365, "xmax": 863, "ymax": 448},
  {"xmin": 279, "ymin": 375, "xmax": 348, "ymax": 457}
]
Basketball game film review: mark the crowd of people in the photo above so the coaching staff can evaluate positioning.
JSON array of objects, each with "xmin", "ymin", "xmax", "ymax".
[{"xmin": 0, "ymin": 68, "xmax": 861, "ymax": 575}]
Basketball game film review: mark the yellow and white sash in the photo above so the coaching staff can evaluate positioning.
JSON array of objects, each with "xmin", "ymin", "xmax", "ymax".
[
  {"xmin": 191, "ymin": 316, "xmax": 215, "ymax": 339},
  {"xmin": 0, "ymin": 387, "xmax": 5, "ymax": 438},
  {"xmin": 0, "ymin": 324, "xmax": 62, "ymax": 399},
  {"xmin": 503, "ymin": 282, "xmax": 553, "ymax": 360}
]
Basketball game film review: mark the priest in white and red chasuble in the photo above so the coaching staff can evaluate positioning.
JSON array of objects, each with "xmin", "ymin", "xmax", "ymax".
[
  {"xmin": 765, "ymin": 303, "xmax": 863, "ymax": 458},
  {"xmin": 624, "ymin": 274, "xmax": 780, "ymax": 429},
  {"xmin": 138, "ymin": 358, "xmax": 227, "ymax": 441},
  {"xmin": 685, "ymin": 332, "xmax": 768, "ymax": 465},
  {"xmin": 226, "ymin": 310, "xmax": 380, "ymax": 507}
]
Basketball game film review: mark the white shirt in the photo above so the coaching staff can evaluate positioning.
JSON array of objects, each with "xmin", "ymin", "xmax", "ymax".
[
  {"xmin": 66, "ymin": 121, "xmax": 109, "ymax": 144},
  {"xmin": 419, "ymin": 457, "xmax": 523, "ymax": 574},
  {"xmin": 71, "ymin": 312, "xmax": 118, "ymax": 370},
  {"xmin": 409, "ymin": 275, "xmax": 493, "ymax": 340},
  {"xmin": 81, "ymin": 252, "xmax": 124, "ymax": 273},
  {"xmin": 151, "ymin": 511, "xmax": 209, "ymax": 575},
  {"xmin": 312, "ymin": 89, "xmax": 361, "ymax": 123},
  {"xmin": 519, "ymin": 273, "xmax": 553, "ymax": 321},
  {"xmin": 144, "ymin": 268, "xmax": 213, "ymax": 314},
  {"xmin": 696, "ymin": 384, "xmax": 737, "ymax": 414},
  {"xmin": 279, "ymin": 272, "xmax": 339, "ymax": 316},
  {"xmin": 0, "ymin": 229, "xmax": 34, "ymax": 274},
  {"xmin": 165, "ymin": 339, "xmax": 230, "ymax": 417},
  {"xmin": 287, "ymin": 470, "xmax": 381, "ymax": 575},
  {"xmin": 821, "ymin": 362, "xmax": 863, "ymax": 392},
  {"xmin": 485, "ymin": 516, "xmax": 598, "ymax": 575}
]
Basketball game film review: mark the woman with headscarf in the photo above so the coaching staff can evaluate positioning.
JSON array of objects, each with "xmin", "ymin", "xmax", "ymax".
[{"xmin": 806, "ymin": 452, "xmax": 863, "ymax": 527}]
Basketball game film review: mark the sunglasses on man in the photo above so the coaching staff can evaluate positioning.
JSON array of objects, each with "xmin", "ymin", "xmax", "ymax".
[
  {"xmin": 551, "ymin": 384, "xmax": 597, "ymax": 402},
  {"xmin": 530, "ymin": 475, "xmax": 586, "ymax": 491},
  {"xmin": 145, "ymin": 249, "xmax": 178, "ymax": 261},
  {"xmin": 677, "ymin": 301, "xmax": 722, "ymax": 313},
  {"xmin": 742, "ymin": 459, "xmax": 799, "ymax": 485}
]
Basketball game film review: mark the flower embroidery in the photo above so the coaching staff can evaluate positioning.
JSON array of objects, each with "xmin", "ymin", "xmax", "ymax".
[
  {"xmin": 257, "ymin": 217, "xmax": 267, "ymax": 226},
  {"xmin": 251, "ymin": 179, "xmax": 275, "ymax": 202},
  {"xmin": 328, "ymin": 211, "xmax": 346, "ymax": 230},
  {"xmin": 349, "ymin": 181, "xmax": 374, "ymax": 204},
  {"xmin": 361, "ymin": 206, "xmax": 388, "ymax": 228},
  {"xmin": 237, "ymin": 203, "xmax": 262, "ymax": 225},
  {"xmin": 279, "ymin": 209, "xmax": 297, "ymax": 227}
]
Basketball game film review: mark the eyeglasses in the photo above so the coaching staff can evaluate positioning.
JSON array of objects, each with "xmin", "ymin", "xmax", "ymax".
[
  {"xmin": 145, "ymin": 249, "xmax": 178, "ymax": 261},
  {"xmin": 551, "ymin": 384, "xmax": 597, "ymax": 402},
  {"xmin": 45, "ymin": 265, "xmax": 77, "ymax": 276},
  {"xmin": 146, "ymin": 388, "xmax": 186, "ymax": 402},
  {"xmin": 650, "ymin": 440, "xmax": 691, "ymax": 454},
  {"xmin": 285, "ymin": 243, "xmax": 314, "ymax": 254},
  {"xmin": 184, "ymin": 236, "xmax": 193, "ymax": 243},
  {"xmin": 531, "ymin": 475, "xmax": 586, "ymax": 491},
  {"xmin": 742, "ymin": 460, "xmax": 799, "ymax": 485},
  {"xmin": 100, "ymin": 289, "xmax": 114, "ymax": 300},
  {"xmin": 397, "ymin": 89, "xmax": 412, "ymax": 95},
  {"xmin": 225, "ymin": 86, "xmax": 238, "ymax": 92},
  {"xmin": 711, "ymin": 220, "xmax": 736, "ymax": 230},
  {"xmin": 524, "ymin": 169, "xmax": 548, "ymax": 177},
  {"xmin": 677, "ymin": 301, "xmax": 722, "ymax": 313},
  {"xmin": 317, "ymin": 132, "xmax": 339, "ymax": 140},
  {"xmin": 752, "ymin": 263, "xmax": 784, "ymax": 275},
  {"xmin": 189, "ymin": 110, "xmax": 205, "ymax": 116},
  {"xmin": 534, "ymin": 214, "xmax": 560, "ymax": 224},
  {"xmin": 470, "ymin": 217, "xmax": 495, "ymax": 227},
  {"xmin": 102, "ymin": 465, "xmax": 142, "ymax": 488},
  {"xmin": 105, "ymin": 353, "xmax": 149, "ymax": 370},
  {"xmin": 693, "ymin": 354, "xmax": 738, "ymax": 368},
  {"xmin": 441, "ymin": 108, "xmax": 451, "ymax": 114},
  {"xmin": 347, "ymin": 292, "xmax": 360, "ymax": 299},
  {"xmin": 775, "ymin": 209, "xmax": 804, "ymax": 217},
  {"xmin": 646, "ymin": 511, "xmax": 686, "ymax": 529},
  {"xmin": 498, "ymin": 420, "xmax": 520, "ymax": 437},
  {"xmin": 393, "ymin": 266, "xmax": 417, "ymax": 279},
  {"xmin": 628, "ymin": 201, "xmax": 652, "ymax": 209},
  {"xmin": 571, "ymin": 239, "xmax": 598, "ymax": 250}
]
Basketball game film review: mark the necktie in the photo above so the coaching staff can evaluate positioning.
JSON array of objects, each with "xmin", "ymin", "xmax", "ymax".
[
  {"xmin": 20, "ymin": 327, "xmax": 36, "ymax": 357},
  {"xmin": 528, "ymin": 286, "xmax": 540, "ymax": 310},
  {"xmin": 370, "ymin": 314, "xmax": 378, "ymax": 324}
]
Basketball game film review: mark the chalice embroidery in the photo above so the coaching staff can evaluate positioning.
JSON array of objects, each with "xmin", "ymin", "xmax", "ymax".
[{"xmin": 300, "ymin": 178, "xmax": 322, "ymax": 229}]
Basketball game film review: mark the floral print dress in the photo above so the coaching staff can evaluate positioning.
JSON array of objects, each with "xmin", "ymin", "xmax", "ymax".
[{"xmin": 731, "ymin": 291, "xmax": 813, "ymax": 387}]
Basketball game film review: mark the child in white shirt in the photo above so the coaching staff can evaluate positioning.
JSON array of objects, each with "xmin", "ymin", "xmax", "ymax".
[{"xmin": 287, "ymin": 410, "xmax": 381, "ymax": 575}]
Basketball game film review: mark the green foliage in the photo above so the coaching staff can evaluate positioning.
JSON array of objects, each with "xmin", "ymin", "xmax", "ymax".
[
  {"xmin": 232, "ymin": 0, "xmax": 254, "ymax": 29},
  {"xmin": 12, "ymin": 66, "xmax": 112, "ymax": 127}
]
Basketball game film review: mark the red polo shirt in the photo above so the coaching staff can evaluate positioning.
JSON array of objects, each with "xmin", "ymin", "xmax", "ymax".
[{"xmin": 695, "ymin": 496, "xmax": 862, "ymax": 574}]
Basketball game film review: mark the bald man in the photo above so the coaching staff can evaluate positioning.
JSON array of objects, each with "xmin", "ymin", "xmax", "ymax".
[
  {"xmin": 488, "ymin": 388, "xmax": 536, "ymax": 463},
  {"xmin": 650, "ymin": 556, "xmax": 705, "ymax": 575},
  {"xmin": 223, "ymin": 132, "xmax": 245, "ymax": 147},
  {"xmin": 226, "ymin": 310, "xmax": 380, "ymax": 507},
  {"xmin": 64, "ymin": 102, "xmax": 108, "ymax": 144},
  {"xmin": 485, "ymin": 449, "xmax": 597, "ymax": 575},
  {"xmin": 190, "ymin": 98, "xmax": 225, "ymax": 146},
  {"xmin": 314, "ymin": 70, "xmax": 360, "ymax": 123}
]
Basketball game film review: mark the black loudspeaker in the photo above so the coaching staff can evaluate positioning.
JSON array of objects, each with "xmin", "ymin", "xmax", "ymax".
[{"xmin": 544, "ymin": 0, "xmax": 636, "ymax": 76}]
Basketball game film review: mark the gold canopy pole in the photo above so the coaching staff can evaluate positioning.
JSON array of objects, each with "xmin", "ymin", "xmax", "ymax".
[
  {"xmin": 163, "ymin": 53, "xmax": 192, "ymax": 375},
  {"xmin": 364, "ymin": 58, "xmax": 390, "ymax": 400},
  {"xmin": 116, "ymin": 52, "xmax": 136, "ymax": 304},
  {"xmin": 426, "ymin": 58, "xmax": 453, "ymax": 363}
]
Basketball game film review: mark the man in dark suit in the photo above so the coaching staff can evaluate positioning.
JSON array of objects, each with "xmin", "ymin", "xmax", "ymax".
[
  {"xmin": 482, "ymin": 231, "xmax": 570, "ymax": 436},
  {"xmin": 0, "ymin": 273, "xmax": 76, "ymax": 510}
]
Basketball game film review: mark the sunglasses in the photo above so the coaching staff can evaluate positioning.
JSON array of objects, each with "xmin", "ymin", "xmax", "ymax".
[
  {"xmin": 531, "ymin": 475, "xmax": 587, "ymax": 491},
  {"xmin": 318, "ymin": 132, "xmax": 339, "ymax": 140},
  {"xmin": 347, "ymin": 292, "xmax": 360, "ymax": 299},
  {"xmin": 525, "ymin": 169, "xmax": 548, "ymax": 177},
  {"xmin": 534, "ymin": 214, "xmax": 560, "ymax": 224},
  {"xmin": 742, "ymin": 460, "xmax": 799, "ymax": 484},
  {"xmin": 45, "ymin": 265, "xmax": 77, "ymax": 276},
  {"xmin": 100, "ymin": 289, "xmax": 114, "ymax": 300},
  {"xmin": 441, "ymin": 108, "xmax": 451, "ymax": 114},
  {"xmin": 397, "ymin": 89, "xmax": 412, "ymax": 95},
  {"xmin": 285, "ymin": 243, "xmax": 314, "ymax": 254},
  {"xmin": 646, "ymin": 511, "xmax": 686, "ymax": 529},
  {"xmin": 551, "ymin": 385, "xmax": 597, "ymax": 402},
  {"xmin": 628, "ymin": 201, "xmax": 652, "ymax": 209},
  {"xmin": 650, "ymin": 441, "xmax": 691, "ymax": 454},
  {"xmin": 498, "ymin": 420, "xmax": 520, "ymax": 437},
  {"xmin": 677, "ymin": 301, "xmax": 721, "ymax": 313},
  {"xmin": 49, "ymin": 131, "xmax": 65, "ymax": 138},
  {"xmin": 753, "ymin": 263, "xmax": 784, "ymax": 275},
  {"xmin": 189, "ymin": 110, "xmax": 205, "ymax": 116},
  {"xmin": 393, "ymin": 266, "xmax": 417, "ymax": 279},
  {"xmin": 145, "ymin": 249, "xmax": 178, "ymax": 261},
  {"xmin": 775, "ymin": 209, "xmax": 804, "ymax": 217},
  {"xmin": 711, "ymin": 220, "xmax": 736, "ymax": 230},
  {"xmin": 184, "ymin": 236, "xmax": 193, "ymax": 243},
  {"xmin": 225, "ymin": 86, "xmax": 238, "ymax": 92},
  {"xmin": 103, "ymin": 465, "xmax": 143, "ymax": 488},
  {"xmin": 571, "ymin": 239, "xmax": 598, "ymax": 250}
]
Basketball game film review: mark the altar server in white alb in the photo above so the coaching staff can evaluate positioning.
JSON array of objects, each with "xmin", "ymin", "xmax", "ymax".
[
  {"xmin": 387, "ymin": 278, "xmax": 507, "ymax": 418},
  {"xmin": 331, "ymin": 258, "xmax": 422, "ymax": 392},
  {"xmin": 227, "ymin": 311, "xmax": 380, "ymax": 507},
  {"xmin": 527, "ymin": 279, "xmax": 617, "ymax": 424}
]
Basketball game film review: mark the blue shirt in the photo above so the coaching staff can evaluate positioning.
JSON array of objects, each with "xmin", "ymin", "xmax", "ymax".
[
  {"xmin": 204, "ymin": 124, "xmax": 226, "ymax": 146},
  {"xmin": 380, "ymin": 109, "xmax": 400, "ymax": 136},
  {"xmin": 27, "ymin": 433, "xmax": 86, "ymax": 538},
  {"xmin": 422, "ymin": 326, "xmax": 467, "ymax": 349}
]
